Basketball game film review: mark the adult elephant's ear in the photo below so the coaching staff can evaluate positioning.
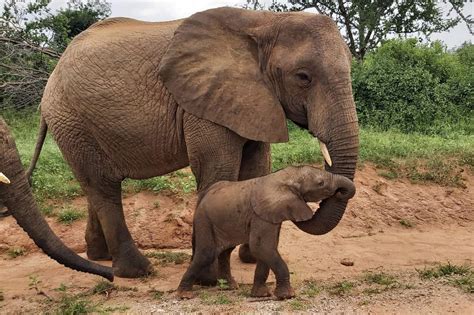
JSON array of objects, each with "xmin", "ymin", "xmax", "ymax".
[
  {"xmin": 158, "ymin": 7, "xmax": 288, "ymax": 143},
  {"xmin": 251, "ymin": 183, "xmax": 314, "ymax": 224}
]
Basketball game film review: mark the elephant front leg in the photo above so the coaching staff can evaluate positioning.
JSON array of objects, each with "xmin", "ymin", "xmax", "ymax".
[
  {"xmin": 238, "ymin": 141, "xmax": 271, "ymax": 264},
  {"xmin": 250, "ymin": 261, "xmax": 271, "ymax": 297},
  {"xmin": 250, "ymin": 224, "xmax": 294, "ymax": 300},
  {"xmin": 184, "ymin": 113, "xmax": 246, "ymax": 284}
]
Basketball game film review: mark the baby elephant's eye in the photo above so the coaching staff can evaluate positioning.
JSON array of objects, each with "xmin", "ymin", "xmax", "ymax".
[{"xmin": 317, "ymin": 179, "xmax": 324, "ymax": 187}]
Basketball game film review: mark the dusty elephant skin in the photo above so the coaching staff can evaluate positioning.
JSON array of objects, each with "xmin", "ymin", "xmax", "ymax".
[
  {"xmin": 27, "ymin": 7, "xmax": 359, "ymax": 278},
  {"xmin": 0, "ymin": 118, "xmax": 114, "ymax": 281},
  {"xmin": 177, "ymin": 166, "xmax": 356, "ymax": 300}
]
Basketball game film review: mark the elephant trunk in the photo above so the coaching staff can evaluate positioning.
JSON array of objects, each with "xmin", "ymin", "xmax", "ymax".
[
  {"xmin": 0, "ymin": 120, "xmax": 114, "ymax": 281},
  {"xmin": 296, "ymin": 83, "xmax": 359, "ymax": 235}
]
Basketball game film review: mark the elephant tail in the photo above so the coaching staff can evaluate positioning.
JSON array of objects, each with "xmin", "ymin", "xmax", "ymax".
[{"xmin": 25, "ymin": 116, "xmax": 47, "ymax": 185}]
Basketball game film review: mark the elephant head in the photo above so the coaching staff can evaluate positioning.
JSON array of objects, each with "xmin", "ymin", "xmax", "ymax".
[
  {"xmin": 0, "ymin": 118, "xmax": 113, "ymax": 281},
  {"xmin": 251, "ymin": 166, "xmax": 355, "ymax": 224},
  {"xmin": 159, "ymin": 7, "xmax": 358, "ymax": 235}
]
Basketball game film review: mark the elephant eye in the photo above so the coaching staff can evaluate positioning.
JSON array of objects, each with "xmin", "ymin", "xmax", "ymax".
[{"xmin": 295, "ymin": 70, "xmax": 312, "ymax": 87}]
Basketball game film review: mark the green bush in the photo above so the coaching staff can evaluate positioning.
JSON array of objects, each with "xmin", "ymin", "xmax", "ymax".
[{"xmin": 352, "ymin": 39, "xmax": 473, "ymax": 135}]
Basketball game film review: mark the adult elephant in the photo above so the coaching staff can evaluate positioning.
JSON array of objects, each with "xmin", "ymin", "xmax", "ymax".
[
  {"xmin": 28, "ymin": 7, "xmax": 359, "ymax": 278},
  {"xmin": 0, "ymin": 118, "xmax": 113, "ymax": 281}
]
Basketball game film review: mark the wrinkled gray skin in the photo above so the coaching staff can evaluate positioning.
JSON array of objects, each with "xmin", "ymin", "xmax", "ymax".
[
  {"xmin": 0, "ymin": 118, "xmax": 113, "ymax": 281},
  {"xmin": 28, "ymin": 7, "xmax": 359, "ymax": 279},
  {"xmin": 177, "ymin": 166, "xmax": 356, "ymax": 299}
]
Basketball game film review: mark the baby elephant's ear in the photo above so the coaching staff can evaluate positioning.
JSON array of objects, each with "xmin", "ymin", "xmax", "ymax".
[{"xmin": 251, "ymin": 187, "xmax": 314, "ymax": 224}]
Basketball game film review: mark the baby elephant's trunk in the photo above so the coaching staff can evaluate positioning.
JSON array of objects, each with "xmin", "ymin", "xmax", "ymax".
[
  {"xmin": 332, "ymin": 174, "xmax": 355, "ymax": 201},
  {"xmin": 294, "ymin": 174, "xmax": 356, "ymax": 235}
]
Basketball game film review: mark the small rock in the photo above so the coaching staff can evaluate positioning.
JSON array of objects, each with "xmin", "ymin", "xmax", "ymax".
[{"xmin": 340, "ymin": 258, "xmax": 354, "ymax": 266}]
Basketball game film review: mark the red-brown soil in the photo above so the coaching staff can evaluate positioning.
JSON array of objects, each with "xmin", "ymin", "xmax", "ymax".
[{"xmin": 0, "ymin": 164, "xmax": 473, "ymax": 313}]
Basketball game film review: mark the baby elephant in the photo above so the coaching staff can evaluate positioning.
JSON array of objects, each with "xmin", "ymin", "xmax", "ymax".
[{"xmin": 177, "ymin": 165, "xmax": 356, "ymax": 299}]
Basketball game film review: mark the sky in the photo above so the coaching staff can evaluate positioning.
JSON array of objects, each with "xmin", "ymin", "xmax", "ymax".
[{"xmin": 3, "ymin": 0, "xmax": 473, "ymax": 48}]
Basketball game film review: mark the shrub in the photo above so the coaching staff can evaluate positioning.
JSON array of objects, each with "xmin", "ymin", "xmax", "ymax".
[{"xmin": 352, "ymin": 39, "xmax": 473, "ymax": 135}]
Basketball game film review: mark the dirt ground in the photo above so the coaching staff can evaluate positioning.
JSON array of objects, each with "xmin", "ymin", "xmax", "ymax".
[{"xmin": 0, "ymin": 165, "xmax": 473, "ymax": 314}]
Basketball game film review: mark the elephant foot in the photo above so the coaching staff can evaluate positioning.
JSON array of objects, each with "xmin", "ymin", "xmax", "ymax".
[
  {"xmin": 177, "ymin": 289, "xmax": 195, "ymax": 299},
  {"xmin": 274, "ymin": 285, "xmax": 295, "ymax": 300},
  {"xmin": 112, "ymin": 246, "xmax": 153, "ymax": 278},
  {"xmin": 250, "ymin": 285, "xmax": 271, "ymax": 297},
  {"xmin": 238, "ymin": 244, "xmax": 257, "ymax": 264}
]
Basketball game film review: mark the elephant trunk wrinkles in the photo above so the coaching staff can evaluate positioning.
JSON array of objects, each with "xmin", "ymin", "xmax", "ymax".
[
  {"xmin": 0, "ymin": 122, "xmax": 114, "ymax": 281},
  {"xmin": 295, "ymin": 94, "xmax": 359, "ymax": 235}
]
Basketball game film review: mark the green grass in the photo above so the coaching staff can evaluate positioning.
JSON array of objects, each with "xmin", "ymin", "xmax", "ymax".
[
  {"xmin": 4, "ymin": 111, "xmax": 473, "ymax": 201},
  {"xmin": 417, "ymin": 262, "xmax": 471, "ymax": 279},
  {"xmin": 364, "ymin": 272, "xmax": 397, "ymax": 286},
  {"xmin": 57, "ymin": 206, "xmax": 85, "ymax": 224},
  {"xmin": 145, "ymin": 251, "xmax": 191, "ymax": 265},
  {"xmin": 92, "ymin": 280, "xmax": 116, "ymax": 295},
  {"xmin": 199, "ymin": 291, "xmax": 233, "ymax": 305},
  {"xmin": 328, "ymin": 281, "xmax": 356, "ymax": 296},
  {"xmin": 7, "ymin": 247, "xmax": 26, "ymax": 258},
  {"xmin": 417, "ymin": 262, "xmax": 474, "ymax": 293},
  {"xmin": 399, "ymin": 219, "xmax": 414, "ymax": 228},
  {"xmin": 300, "ymin": 279, "xmax": 321, "ymax": 297}
]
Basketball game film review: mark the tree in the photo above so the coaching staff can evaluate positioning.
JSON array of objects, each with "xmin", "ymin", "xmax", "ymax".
[
  {"xmin": 0, "ymin": 0, "xmax": 111, "ymax": 109},
  {"xmin": 245, "ymin": 0, "xmax": 473, "ymax": 60}
]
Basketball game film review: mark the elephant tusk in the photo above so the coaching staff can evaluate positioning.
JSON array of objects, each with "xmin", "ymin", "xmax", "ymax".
[
  {"xmin": 0, "ymin": 172, "xmax": 10, "ymax": 184},
  {"xmin": 318, "ymin": 140, "xmax": 332, "ymax": 167}
]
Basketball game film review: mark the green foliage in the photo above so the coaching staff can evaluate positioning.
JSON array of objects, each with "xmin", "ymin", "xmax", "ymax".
[
  {"xmin": 217, "ymin": 279, "xmax": 230, "ymax": 290},
  {"xmin": 301, "ymin": 279, "xmax": 321, "ymax": 297},
  {"xmin": 247, "ymin": 0, "xmax": 468, "ymax": 60},
  {"xmin": 145, "ymin": 251, "xmax": 191, "ymax": 265},
  {"xmin": 7, "ymin": 247, "xmax": 26, "ymax": 258},
  {"xmin": 364, "ymin": 272, "xmax": 397, "ymax": 286},
  {"xmin": 271, "ymin": 121, "xmax": 322, "ymax": 171},
  {"xmin": 57, "ymin": 206, "xmax": 85, "ymax": 224},
  {"xmin": 0, "ymin": 0, "xmax": 111, "ymax": 109},
  {"xmin": 417, "ymin": 262, "xmax": 474, "ymax": 293},
  {"xmin": 399, "ymin": 219, "xmax": 414, "ymax": 228},
  {"xmin": 92, "ymin": 280, "xmax": 116, "ymax": 295},
  {"xmin": 328, "ymin": 281, "xmax": 355, "ymax": 296},
  {"xmin": 417, "ymin": 262, "xmax": 471, "ymax": 279},
  {"xmin": 352, "ymin": 39, "xmax": 473, "ymax": 135}
]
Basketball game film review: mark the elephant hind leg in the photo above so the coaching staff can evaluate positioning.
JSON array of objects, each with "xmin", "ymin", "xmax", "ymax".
[
  {"xmin": 84, "ymin": 179, "xmax": 152, "ymax": 278},
  {"xmin": 178, "ymin": 217, "xmax": 217, "ymax": 296},
  {"xmin": 217, "ymin": 247, "xmax": 238, "ymax": 289},
  {"xmin": 46, "ymin": 112, "xmax": 151, "ymax": 277}
]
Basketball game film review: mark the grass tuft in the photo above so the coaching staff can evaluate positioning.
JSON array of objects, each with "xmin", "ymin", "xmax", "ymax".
[
  {"xmin": 399, "ymin": 219, "xmax": 414, "ymax": 228},
  {"xmin": 364, "ymin": 272, "xmax": 397, "ymax": 286},
  {"xmin": 57, "ymin": 206, "xmax": 85, "ymax": 224},
  {"xmin": 328, "ymin": 281, "xmax": 355, "ymax": 296},
  {"xmin": 7, "ymin": 247, "xmax": 26, "ymax": 259},
  {"xmin": 301, "ymin": 279, "xmax": 321, "ymax": 297},
  {"xmin": 145, "ymin": 251, "xmax": 191, "ymax": 265},
  {"xmin": 417, "ymin": 262, "xmax": 471, "ymax": 279},
  {"xmin": 92, "ymin": 280, "xmax": 116, "ymax": 295}
]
